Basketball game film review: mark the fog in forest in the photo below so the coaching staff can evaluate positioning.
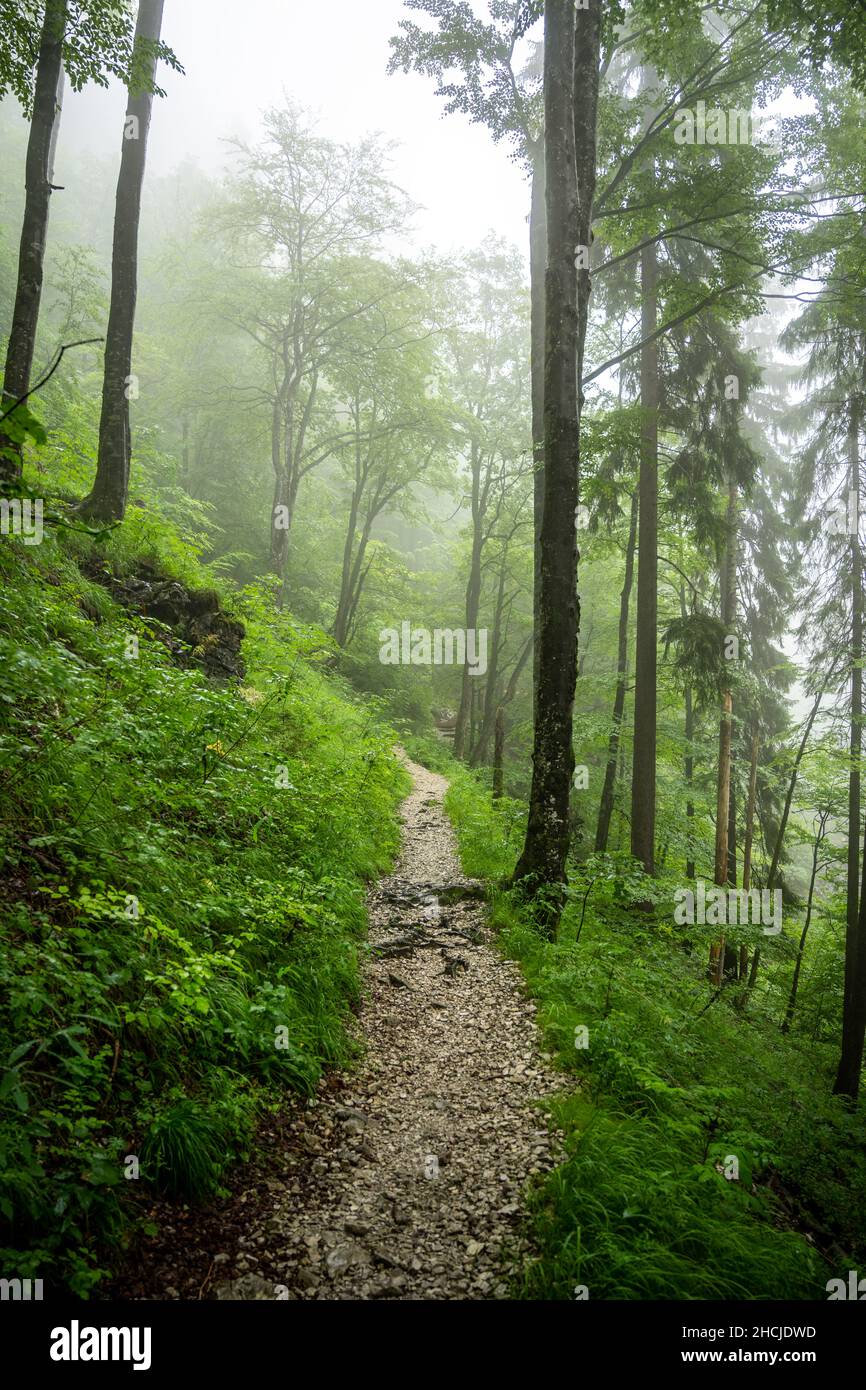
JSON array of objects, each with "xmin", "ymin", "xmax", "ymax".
[{"xmin": 1, "ymin": 0, "xmax": 866, "ymax": 1344}]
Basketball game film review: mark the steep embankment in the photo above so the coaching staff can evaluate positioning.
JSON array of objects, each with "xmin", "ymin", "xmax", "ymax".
[{"xmin": 0, "ymin": 518, "xmax": 406, "ymax": 1296}]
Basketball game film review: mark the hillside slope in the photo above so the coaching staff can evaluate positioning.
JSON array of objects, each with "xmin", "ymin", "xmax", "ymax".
[{"xmin": 0, "ymin": 513, "xmax": 407, "ymax": 1295}]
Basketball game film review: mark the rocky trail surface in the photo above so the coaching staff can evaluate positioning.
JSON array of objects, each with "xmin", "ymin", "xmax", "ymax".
[{"xmin": 117, "ymin": 755, "xmax": 562, "ymax": 1301}]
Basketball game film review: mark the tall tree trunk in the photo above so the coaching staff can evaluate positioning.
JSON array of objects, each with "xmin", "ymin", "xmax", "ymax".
[
  {"xmin": 615, "ymin": 728, "xmax": 628, "ymax": 851},
  {"xmin": 709, "ymin": 688, "xmax": 734, "ymax": 983},
  {"xmin": 270, "ymin": 368, "xmax": 316, "ymax": 596},
  {"xmin": 269, "ymin": 386, "xmax": 289, "ymax": 575},
  {"xmin": 833, "ymin": 811, "xmax": 866, "ymax": 1098},
  {"xmin": 680, "ymin": 578, "xmax": 696, "ymax": 879},
  {"xmin": 454, "ymin": 440, "xmax": 483, "ymax": 759},
  {"xmin": 80, "ymin": 0, "xmax": 164, "ymax": 521},
  {"xmin": 476, "ymin": 632, "xmax": 531, "ymax": 767},
  {"xmin": 834, "ymin": 367, "xmax": 866, "ymax": 1098},
  {"xmin": 742, "ymin": 724, "xmax": 759, "ymax": 890},
  {"xmin": 782, "ymin": 811, "xmax": 827, "ymax": 1035},
  {"xmin": 493, "ymin": 705, "xmax": 505, "ymax": 800},
  {"xmin": 0, "ymin": 0, "xmax": 68, "ymax": 480},
  {"xmin": 727, "ymin": 745, "xmax": 737, "ymax": 885},
  {"xmin": 471, "ymin": 546, "xmax": 509, "ymax": 765},
  {"xmin": 595, "ymin": 489, "xmax": 637, "ymax": 851},
  {"xmin": 739, "ymin": 723, "xmax": 759, "ymax": 977},
  {"xmin": 630, "ymin": 65, "xmax": 662, "ymax": 881},
  {"xmin": 272, "ymin": 386, "xmax": 293, "ymax": 579},
  {"xmin": 836, "ymin": 391, "xmax": 863, "ymax": 1091},
  {"xmin": 274, "ymin": 468, "xmax": 301, "ymax": 609},
  {"xmin": 710, "ymin": 472, "xmax": 738, "ymax": 984},
  {"xmin": 528, "ymin": 135, "xmax": 546, "ymax": 712},
  {"xmin": 725, "ymin": 735, "xmax": 739, "ymax": 978},
  {"xmin": 333, "ymin": 497, "xmax": 361, "ymax": 646},
  {"xmin": 333, "ymin": 407, "xmax": 364, "ymax": 646},
  {"xmin": 683, "ymin": 683, "xmax": 697, "ymax": 878},
  {"xmin": 630, "ymin": 236, "xmax": 658, "ymax": 876},
  {"xmin": 334, "ymin": 512, "xmax": 374, "ymax": 648},
  {"xmin": 513, "ymin": 0, "xmax": 600, "ymax": 928}
]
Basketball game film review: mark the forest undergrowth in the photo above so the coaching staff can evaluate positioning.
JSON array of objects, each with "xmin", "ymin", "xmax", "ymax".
[
  {"xmin": 420, "ymin": 744, "xmax": 866, "ymax": 1300},
  {"xmin": 0, "ymin": 511, "xmax": 407, "ymax": 1295}
]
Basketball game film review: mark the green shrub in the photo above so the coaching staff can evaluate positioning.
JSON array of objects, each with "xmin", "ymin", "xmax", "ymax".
[
  {"xmin": 0, "ymin": 520, "xmax": 408, "ymax": 1294},
  {"xmin": 445, "ymin": 763, "xmax": 865, "ymax": 1300}
]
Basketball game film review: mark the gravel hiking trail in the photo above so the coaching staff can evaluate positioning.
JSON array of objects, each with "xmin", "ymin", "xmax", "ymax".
[{"xmin": 119, "ymin": 754, "xmax": 562, "ymax": 1301}]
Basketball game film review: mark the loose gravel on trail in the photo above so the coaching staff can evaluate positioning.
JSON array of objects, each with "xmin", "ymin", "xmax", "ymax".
[{"xmin": 118, "ymin": 755, "xmax": 564, "ymax": 1302}]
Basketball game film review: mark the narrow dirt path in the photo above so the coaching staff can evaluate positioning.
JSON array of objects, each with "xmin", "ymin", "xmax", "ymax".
[{"xmin": 117, "ymin": 754, "xmax": 562, "ymax": 1301}]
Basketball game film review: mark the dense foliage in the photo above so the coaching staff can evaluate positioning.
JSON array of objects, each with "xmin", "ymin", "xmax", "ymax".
[
  {"xmin": 2, "ymin": 0, "xmax": 866, "ymax": 1301},
  {"xmin": 444, "ymin": 759, "xmax": 865, "ymax": 1298},
  {"xmin": 0, "ymin": 516, "xmax": 406, "ymax": 1292}
]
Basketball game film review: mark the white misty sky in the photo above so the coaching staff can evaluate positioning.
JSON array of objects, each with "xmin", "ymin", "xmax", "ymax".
[{"xmin": 57, "ymin": 0, "xmax": 532, "ymax": 259}]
